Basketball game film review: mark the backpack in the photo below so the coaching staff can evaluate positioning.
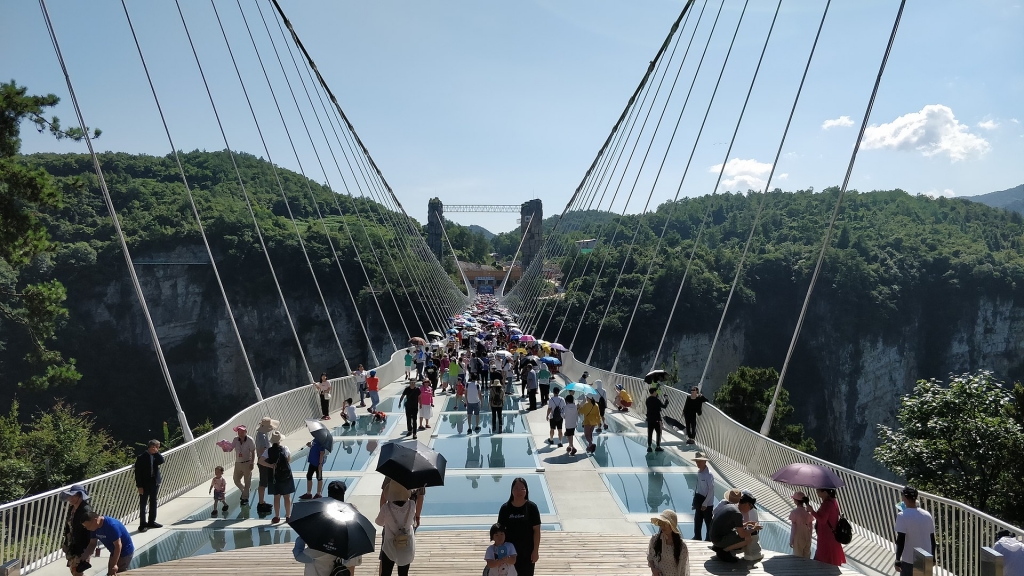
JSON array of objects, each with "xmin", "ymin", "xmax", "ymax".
[
  {"xmin": 551, "ymin": 400, "xmax": 563, "ymax": 421},
  {"xmin": 830, "ymin": 503, "xmax": 853, "ymax": 545},
  {"xmin": 489, "ymin": 385, "xmax": 505, "ymax": 409},
  {"xmin": 330, "ymin": 559, "xmax": 351, "ymax": 576}
]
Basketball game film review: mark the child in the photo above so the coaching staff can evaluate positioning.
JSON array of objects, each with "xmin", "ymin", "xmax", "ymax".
[
  {"xmin": 298, "ymin": 437, "xmax": 324, "ymax": 500},
  {"xmin": 789, "ymin": 491, "xmax": 813, "ymax": 558},
  {"xmin": 342, "ymin": 398, "xmax": 358, "ymax": 428},
  {"xmin": 404, "ymin": 347, "xmax": 413, "ymax": 380},
  {"xmin": 209, "ymin": 466, "xmax": 228, "ymax": 517},
  {"xmin": 455, "ymin": 374, "xmax": 467, "ymax": 410},
  {"xmin": 419, "ymin": 379, "xmax": 434, "ymax": 430},
  {"xmin": 484, "ymin": 523, "xmax": 518, "ymax": 576},
  {"xmin": 371, "ymin": 410, "xmax": 387, "ymax": 424},
  {"xmin": 563, "ymin": 393, "xmax": 579, "ymax": 456}
]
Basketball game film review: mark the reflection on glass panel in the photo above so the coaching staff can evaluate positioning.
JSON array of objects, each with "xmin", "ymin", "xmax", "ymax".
[
  {"xmin": 435, "ymin": 394, "xmax": 519, "ymax": 412},
  {"xmin": 604, "ymin": 473, "xmax": 767, "ymax": 517},
  {"xmin": 421, "ymin": 473, "xmax": 552, "ymax": 516},
  {"xmin": 129, "ymin": 528, "xmax": 296, "ymax": 569},
  {"xmin": 434, "ymin": 411, "xmax": 529, "ymax": 435},
  {"xmin": 292, "ymin": 439, "xmax": 378, "ymax": 472},
  {"xmin": 591, "ymin": 435, "xmax": 692, "ymax": 468},
  {"xmin": 332, "ymin": 414, "xmax": 397, "ymax": 437},
  {"xmin": 431, "ymin": 436, "xmax": 537, "ymax": 469},
  {"xmin": 184, "ymin": 478, "xmax": 358, "ymax": 521}
]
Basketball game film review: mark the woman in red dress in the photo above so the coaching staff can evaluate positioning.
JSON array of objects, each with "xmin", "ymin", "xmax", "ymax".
[{"xmin": 810, "ymin": 488, "xmax": 846, "ymax": 565}]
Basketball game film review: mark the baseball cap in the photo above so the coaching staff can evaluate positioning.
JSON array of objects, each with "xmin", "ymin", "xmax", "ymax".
[
  {"xmin": 902, "ymin": 485, "xmax": 919, "ymax": 499},
  {"xmin": 739, "ymin": 491, "xmax": 757, "ymax": 505},
  {"xmin": 60, "ymin": 484, "xmax": 90, "ymax": 502},
  {"xmin": 232, "ymin": 424, "xmax": 247, "ymax": 433}
]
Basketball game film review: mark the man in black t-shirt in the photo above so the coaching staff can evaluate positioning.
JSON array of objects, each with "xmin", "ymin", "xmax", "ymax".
[
  {"xmin": 645, "ymin": 387, "xmax": 669, "ymax": 452},
  {"xmin": 710, "ymin": 501, "xmax": 753, "ymax": 562}
]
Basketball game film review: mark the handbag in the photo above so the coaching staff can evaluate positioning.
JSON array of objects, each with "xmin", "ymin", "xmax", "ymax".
[
  {"xmin": 323, "ymin": 392, "xmax": 332, "ymax": 400},
  {"xmin": 691, "ymin": 492, "xmax": 706, "ymax": 510},
  {"xmin": 329, "ymin": 558, "xmax": 350, "ymax": 576}
]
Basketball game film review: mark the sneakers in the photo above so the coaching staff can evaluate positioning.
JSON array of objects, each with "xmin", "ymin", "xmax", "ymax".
[
  {"xmin": 211, "ymin": 510, "xmax": 218, "ymax": 518},
  {"xmin": 475, "ymin": 426, "xmax": 481, "ymax": 432},
  {"xmin": 221, "ymin": 504, "xmax": 229, "ymax": 512},
  {"xmin": 604, "ymin": 424, "xmax": 609, "ymax": 430},
  {"xmin": 148, "ymin": 522, "xmax": 163, "ymax": 529},
  {"xmin": 417, "ymin": 426, "xmax": 425, "ymax": 431},
  {"xmin": 342, "ymin": 423, "xmax": 352, "ymax": 427},
  {"xmin": 557, "ymin": 443, "xmax": 563, "ymax": 448},
  {"xmin": 655, "ymin": 446, "xmax": 664, "ymax": 452},
  {"xmin": 686, "ymin": 438, "xmax": 695, "ymax": 445},
  {"xmin": 299, "ymin": 493, "xmax": 313, "ymax": 500},
  {"xmin": 139, "ymin": 525, "xmax": 148, "ymax": 533},
  {"xmin": 546, "ymin": 438, "xmax": 553, "ymax": 445},
  {"xmin": 257, "ymin": 502, "xmax": 273, "ymax": 513},
  {"xmin": 271, "ymin": 517, "xmax": 280, "ymax": 525},
  {"xmin": 240, "ymin": 498, "xmax": 249, "ymax": 506},
  {"xmin": 647, "ymin": 446, "xmax": 654, "ymax": 453}
]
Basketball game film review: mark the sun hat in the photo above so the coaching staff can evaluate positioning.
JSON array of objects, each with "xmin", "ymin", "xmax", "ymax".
[
  {"xmin": 693, "ymin": 452, "xmax": 709, "ymax": 462},
  {"xmin": 60, "ymin": 484, "xmax": 90, "ymax": 502},
  {"xmin": 651, "ymin": 509, "xmax": 680, "ymax": 534},
  {"xmin": 792, "ymin": 491, "xmax": 807, "ymax": 501},
  {"xmin": 258, "ymin": 417, "xmax": 280, "ymax": 432},
  {"xmin": 232, "ymin": 424, "xmax": 247, "ymax": 433},
  {"xmin": 725, "ymin": 488, "xmax": 743, "ymax": 503},
  {"xmin": 269, "ymin": 431, "xmax": 284, "ymax": 444}
]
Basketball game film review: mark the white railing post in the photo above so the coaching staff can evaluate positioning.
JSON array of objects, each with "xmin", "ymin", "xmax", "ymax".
[{"xmin": 980, "ymin": 547, "xmax": 1004, "ymax": 576}]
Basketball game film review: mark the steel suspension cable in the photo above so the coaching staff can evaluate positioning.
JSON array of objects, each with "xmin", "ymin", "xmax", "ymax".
[
  {"xmin": 610, "ymin": 0, "xmax": 780, "ymax": 372},
  {"xmin": 434, "ymin": 211, "xmax": 475, "ymax": 297},
  {"xmin": 761, "ymin": 0, "xmax": 908, "ymax": 436},
  {"xmin": 38, "ymin": 0, "xmax": 194, "ymax": 439},
  {"xmin": 120, "ymin": 0, "xmax": 266, "ymax": 405},
  {"xmin": 171, "ymin": 0, "xmax": 314, "ymax": 386},
  {"xmin": 691, "ymin": 0, "xmax": 833, "ymax": 389}
]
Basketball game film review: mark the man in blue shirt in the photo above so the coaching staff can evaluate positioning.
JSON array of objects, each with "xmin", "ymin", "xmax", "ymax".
[{"xmin": 83, "ymin": 512, "xmax": 135, "ymax": 575}]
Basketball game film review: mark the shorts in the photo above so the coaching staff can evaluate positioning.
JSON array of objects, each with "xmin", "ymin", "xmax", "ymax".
[
  {"xmin": 269, "ymin": 476, "xmax": 296, "ymax": 496},
  {"xmin": 258, "ymin": 464, "xmax": 273, "ymax": 488},
  {"xmin": 467, "ymin": 403, "xmax": 480, "ymax": 415},
  {"xmin": 564, "ymin": 427, "xmax": 575, "ymax": 437},
  {"xmin": 549, "ymin": 418, "xmax": 563, "ymax": 431},
  {"xmin": 213, "ymin": 489, "xmax": 225, "ymax": 501},
  {"xmin": 419, "ymin": 405, "xmax": 433, "ymax": 419}
]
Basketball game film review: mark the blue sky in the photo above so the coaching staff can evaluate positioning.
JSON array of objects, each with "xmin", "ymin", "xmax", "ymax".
[{"xmin": 3, "ymin": 0, "xmax": 1022, "ymax": 234}]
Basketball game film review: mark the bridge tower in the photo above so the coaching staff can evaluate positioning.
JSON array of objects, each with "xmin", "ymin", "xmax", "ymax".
[
  {"xmin": 520, "ymin": 199, "xmax": 543, "ymax": 268},
  {"xmin": 426, "ymin": 197, "xmax": 444, "ymax": 260}
]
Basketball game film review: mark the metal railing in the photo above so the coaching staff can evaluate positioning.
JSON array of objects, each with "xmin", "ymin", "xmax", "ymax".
[
  {"xmin": 0, "ymin": 349, "xmax": 406, "ymax": 573},
  {"xmin": 558, "ymin": 351, "xmax": 1023, "ymax": 576}
]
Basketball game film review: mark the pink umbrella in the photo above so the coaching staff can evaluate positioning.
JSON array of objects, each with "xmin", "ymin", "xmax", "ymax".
[
  {"xmin": 771, "ymin": 463, "xmax": 846, "ymax": 489},
  {"xmin": 519, "ymin": 335, "xmax": 536, "ymax": 343},
  {"xmin": 549, "ymin": 342, "xmax": 567, "ymax": 352}
]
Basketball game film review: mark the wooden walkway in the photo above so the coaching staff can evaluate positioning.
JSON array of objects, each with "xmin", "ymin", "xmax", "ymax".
[{"xmin": 126, "ymin": 531, "xmax": 860, "ymax": 575}]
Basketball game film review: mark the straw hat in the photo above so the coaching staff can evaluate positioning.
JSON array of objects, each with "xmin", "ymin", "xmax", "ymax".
[
  {"xmin": 269, "ymin": 431, "xmax": 284, "ymax": 444},
  {"xmin": 651, "ymin": 509, "xmax": 680, "ymax": 534},
  {"xmin": 693, "ymin": 452, "xmax": 709, "ymax": 463},
  {"xmin": 725, "ymin": 488, "xmax": 743, "ymax": 503},
  {"xmin": 258, "ymin": 417, "xmax": 279, "ymax": 432}
]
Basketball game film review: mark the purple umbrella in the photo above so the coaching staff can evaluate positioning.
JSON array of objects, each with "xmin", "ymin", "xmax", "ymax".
[{"xmin": 771, "ymin": 463, "xmax": 846, "ymax": 489}]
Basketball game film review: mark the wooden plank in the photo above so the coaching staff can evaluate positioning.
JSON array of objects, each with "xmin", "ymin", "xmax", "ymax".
[{"xmin": 126, "ymin": 531, "xmax": 861, "ymax": 575}]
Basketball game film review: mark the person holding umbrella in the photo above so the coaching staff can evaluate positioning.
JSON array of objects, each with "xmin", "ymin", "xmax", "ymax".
[
  {"xmin": 497, "ymin": 478, "xmax": 541, "ymax": 576},
  {"xmin": 809, "ymin": 488, "xmax": 846, "ymax": 566},
  {"xmin": 292, "ymin": 481, "xmax": 369, "ymax": 575}
]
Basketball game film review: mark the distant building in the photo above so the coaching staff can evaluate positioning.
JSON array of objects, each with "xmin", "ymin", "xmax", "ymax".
[{"xmin": 460, "ymin": 262, "xmax": 521, "ymax": 293}]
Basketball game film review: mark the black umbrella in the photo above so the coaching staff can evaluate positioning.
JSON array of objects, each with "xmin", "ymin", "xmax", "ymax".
[
  {"xmin": 288, "ymin": 499, "xmax": 375, "ymax": 559},
  {"xmin": 305, "ymin": 419, "xmax": 334, "ymax": 453},
  {"xmin": 376, "ymin": 439, "xmax": 447, "ymax": 489},
  {"xmin": 644, "ymin": 369, "xmax": 670, "ymax": 384}
]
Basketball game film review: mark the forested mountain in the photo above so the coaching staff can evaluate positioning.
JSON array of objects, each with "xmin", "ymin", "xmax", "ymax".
[{"xmin": 967, "ymin": 183, "xmax": 1024, "ymax": 214}]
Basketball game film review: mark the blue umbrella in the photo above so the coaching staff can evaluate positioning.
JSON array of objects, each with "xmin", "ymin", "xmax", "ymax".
[
  {"xmin": 540, "ymin": 356, "xmax": 561, "ymax": 366},
  {"xmin": 560, "ymin": 382, "xmax": 596, "ymax": 397},
  {"xmin": 447, "ymin": 328, "xmax": 458, "ymax": 334},
  {"xmin": 510, "ymin": 334, "xmax": 522, "ymax": 341}
]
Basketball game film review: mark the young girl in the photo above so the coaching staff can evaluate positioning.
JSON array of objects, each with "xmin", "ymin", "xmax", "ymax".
[
  {"xmin": 563, "ymin": 393, "xmax": 579, "ymax": 456},
  {"xmin": 342, "ymin": 398, "xmax": 358, "ymax": 428},
  {"xmin": 455, "ymin": 375, "xmax": 467, "ymax": 410},
  {"xmin": 419, "ymin": 380, "xmax": 434, "ymax": 430},
  {"xmin": 484, "ymin": 523, "xmax": 518, "ymax": 576},
  {"xmin": 314, "ymin": 373, "xmax": 331, "ymax": 420},
  {"xmin": 209, "ymin": 466, "xmax": 228, "ymax": 517},
  {"xmin": 789, "ymin": 491, "xmax": 814, "ymax": 559}
]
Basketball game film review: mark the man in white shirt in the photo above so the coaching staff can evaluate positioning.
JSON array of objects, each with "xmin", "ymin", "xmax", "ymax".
[
  {"xmin": 894, "ymin": 485, "xmax": 935, "ymax": 576},
  {"xmin": 693, "ymin": 454, "xmax": 715, "ymax": 541},
  {"xmin": 994, "ymin": 530, "xmax": 1024, "ymax": 576},
  {"xmin": 465, "ymin": 378, "xmax": 483, "ymax": 433}
]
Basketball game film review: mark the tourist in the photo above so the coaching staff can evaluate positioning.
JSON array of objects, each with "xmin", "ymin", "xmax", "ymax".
[
  {"xmin": 228, "ymin": 424, "xmax": 255, "ymax": 506},
  {"xmin": 60, "ymin": 484, "xmax": 93, "ymax": 576},
  {"xmin": 502, "ymin": 357, "xmax": 515, "ymax": 395},
  {"xmin": 133, "ymin": 439, "xmax": 164, "ymax": 532},
  {"xmin": 579, "ymin": 371, "xmax": 589, "ymax": 385},
  {"xmin": 538, "ymin": 363, "xmax": 551, "ymax": 406},
  {"xmin": 490, "ymin": 378, "xmax": 506, "ymax": 433},
  {"xmin": 209, "ymin": 465, "xmax": 228, "ymax": 517},
  {"xmin": 377, "ymin": 481, "xmax": 418, "ymax": 576},
  {"xmin": 455, "ymin": 374, "xmax": 467, "ymax": 410},
  {"xmin": 580, "ymin": 394, "xmax": 602, "ymax": 453},
  {"xmin": 82, "ymin": 511, "xmax": 134, "ymax": 575},
  {"xmin": 367, "ymin": 370, "xmax": 380, "ymax": 413},
  {"xmin": 994, "ymin": 530, "xmax": 1024, "ymax": 576},
  {"xmin": 466, "ymin": 375, "xmax": 483, "ymax": 433},
  {"xmin": 415, "ymin": 347, "xmax": 426, "ymax": 380},
  {"xmin": 497, "ymin": 477, "xmax": 541, "ymax": 576},
  {"xmin": 526, "ymin": 365, "xmax": 539, "ymax": 411},
  {"xmin": 425, "ymin": 359, "xmax": 439, "ymax": 389},
  {"xmin": 404, "ymin": 348, "xmax": 413, "ymax": 380},
  {"xmin": 484, "ymin": 523, "xmax": 518, "ymax": 576},
  {"xmin": 298, "ymin": 435, "xmax": 324, "ymax": 501},
  {"xmin": 342, "ymin": 398, "xmax": 358, "ymax": 427},
  {"xmin": 809, "ymin": 488, "xmax": 846, "ymax": 566},
  {"xmin": 400, "ymin": 380, "xmax": 422, "ymax": 439},
  {"xmin": 353, "ymin": 364, "xmax": 367, "ymax": 408},
  {"xmin": 563, "ymin": 393, "xmax": 580, "ymax": 456},
  {"xmin": 419, "ymin": 379, "xmax": 434, "ymax": 431},
  {"xmin": 709, "ymin": 490, "xmax": 753, "ymax": 562},
  {"xmin": 713, "ymin": 488, "xmax": 742, "ymax": 519},
  {"xmin": 682, "ymin": 386, "xmax": 708, "ymax": 445},
  {"xmin": 448, "ymin": 356, "xmax": 461, "ymax": 394},
  {"xmin": 692, "ymin": 454, "xmax": 714, "ymax": 541},
  {"xmin": 895, "ymin": 485, "xmax": 935, "ymax": 576},
  {"xmin": 380, "ymin": 477, "xmax": 425, "ymax": 531},
  {"xmin": 645, "ymin": 387, "xmax": 669, "ymax": 452},
  {"xmin": 614, "ymin": 383, "xmax": 634, "ymax": 411},
  {"xmin": 647, "ymin": 509, "xmax": 689, "ymax": 576},
  {"xmin": 738, "ymin": 491, "xmax": 763, "ymax": 562},
  {"xmin": 264, "ymin": 430, "xmax": 294, "ymax": 524},
  {"xmin": 314, "ymin": 372, "xmax": 332, "ymax": 420},
  {"xmin": 593, "ymin": 380, "xmax": 609, "ymax": 431},
  {"xmin": 546, "ymin": 386, "xmax": 565, "ymax": 447},
  {"xmin": 294, "ymin": 481, "xmax": 363, "ymax": 575},
  {"xmin": 788, "ymin": 491, "xmax": 813, "ymax": 559},
  {"xmin": 255, "ymin": 416, "xmax": 279, "ymax": 513}
]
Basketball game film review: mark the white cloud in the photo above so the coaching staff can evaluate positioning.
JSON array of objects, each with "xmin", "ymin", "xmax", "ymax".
[
  {"xmin": 1012, "ymin": 118, "xmax": 1020, "ymax": 124},
  {"xmin": 923, "ymin": 188, "xmax": 957, "ymax": 198},
  {"xmin": 821, "ymin": 115, "xmax": 854, "ymax": 130},
  {"xmin": 710, "ymin": 158, "xmax": 773, "ymax": 191},
  {"xmin": 861, "ymin": 104, "xmax": 990, "ymax": 162},
  {"xmin": 777, "ymin": 173, "xmax": 789, "ymax": 180},
  {"xmin": 977, "ymin": 119, "xmax": 1000, "ymax": 130}
]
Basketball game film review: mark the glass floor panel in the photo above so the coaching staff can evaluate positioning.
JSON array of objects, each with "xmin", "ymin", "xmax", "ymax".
[
  {"xmin": 331, "ymin": 413, "xmax": 398, "ymax": 437},
  {"xmin": 291, "ymin": 439, "xmax": 379, "ymax": 472},
  {"xmin": 421, "ymin": 473, "xmax": 553, "ymax": 516},
  {"xmin": 374, "ymin": 397, "xmax": 399, "ymax": 412},
  {"xmin": 129, "ymin": 527, "xmax": 297, "ymax": 569},
  {"xmin": 603, "ymin": 472, "xmax": 727, "ymax": 515},
  {"xmin": 590, "ymin": 435, "xmax": 693, "ymax": 468},
  {"xmin": 431, "ymin": 436, "xmax": 538, "ymax": 469},
  {"xmin": 185, "ymin": 477, "xmax": 358, "ymax": 521},
  {"xmin": 434, "ymin": 411, "xmax": 530, "ymax": 435},
  {"xmin": 418, "ymin": 523, "xmax": 561, "ymax": 532},
  {"xmin": 434, "ymin": 393, "xmax": 519, "ymax": 412}
]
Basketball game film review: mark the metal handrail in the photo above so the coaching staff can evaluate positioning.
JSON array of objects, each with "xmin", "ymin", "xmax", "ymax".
[
  {"xmin": 0, "ymin": 349, "xmax": 406, "ymax": 573},
  {"xmin": 557, "ymin": 351, "xmax": 1023, "ymax": 576}
]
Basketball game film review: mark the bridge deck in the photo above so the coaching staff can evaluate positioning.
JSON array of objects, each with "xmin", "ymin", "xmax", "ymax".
[{"xmin": 126, "ymin": 530, "xmax": 858, "ymax": 575}]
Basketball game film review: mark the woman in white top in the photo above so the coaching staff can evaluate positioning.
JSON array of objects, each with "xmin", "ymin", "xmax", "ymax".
[
  {"xmin": 314, "ymin": 373, "xmax": 331, "ymax": 420},
  {"xmin": 292, "ymin": 481, "xmax": 363, "ymax": 575},
  {"xmin": 354, "ymin": 365, "xmax": 368, "ymax": 408},
  {"xmin": 562, "ymin": 393, "xmax": 580, "ymax": 456},
  {"xmin": 376, "ymin": 496, "xmax": 416, "ymax": 576}
]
